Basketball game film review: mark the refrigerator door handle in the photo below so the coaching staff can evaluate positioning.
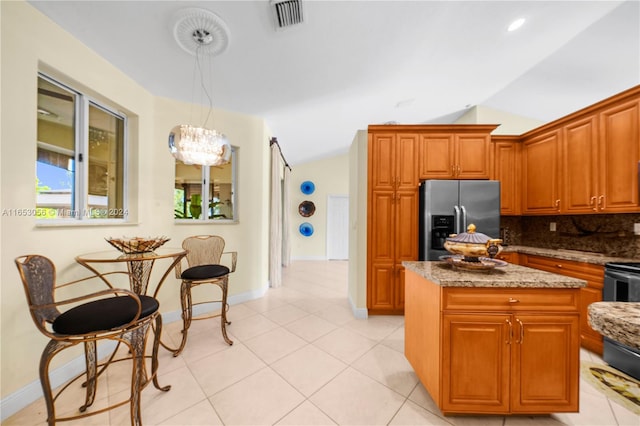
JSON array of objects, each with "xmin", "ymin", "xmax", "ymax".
[
  {"xmin": 460, "ymin": 205, "xmax": 468, "ymax": 232},
  {"xmin": 453, "ymin": 205, "xmax": 461, "ymax": 234}
]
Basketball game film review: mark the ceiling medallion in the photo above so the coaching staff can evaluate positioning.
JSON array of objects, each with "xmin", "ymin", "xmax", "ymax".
[{"xmin": 171, "ymin": 7, "xmax": 231, "ymax": 56}]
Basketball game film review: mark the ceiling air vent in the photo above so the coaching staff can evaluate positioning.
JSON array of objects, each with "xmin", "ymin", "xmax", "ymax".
[{"xmin": 271, "ymin": 0, "xmax": 304, "ymax": 29}]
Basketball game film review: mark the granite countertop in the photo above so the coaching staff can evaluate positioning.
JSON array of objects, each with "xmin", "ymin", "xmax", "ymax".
[
  {"xmin": 403, "ymin": 261, "xmax": 586, "ymax": 288},
  {"xmin": 503, "ymin": 245, "xmax": 637, "ymax": 265},
  {"xmin": 588, "ymin": 302, "xmax": 640, "ymax": 351}
]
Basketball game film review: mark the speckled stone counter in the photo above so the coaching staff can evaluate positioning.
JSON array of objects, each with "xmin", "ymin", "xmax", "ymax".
[
  {"xmin": 588, "ymin": 302, "xmax": 640, "ymax": 350},
  {"xmin": 402, "ymin": 261, "xmax": 586, "ymax": 288},
  {"xmin": 503, "ymin": 245, "xmax": 637, "ymax": 266}
]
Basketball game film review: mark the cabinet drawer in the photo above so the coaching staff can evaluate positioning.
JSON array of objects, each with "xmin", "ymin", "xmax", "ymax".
[
  {"xmin": 495, "ymin": 252, "xmax": 519, "ymax": 264},
  {"xmin": 522, "ymin": 255, "xmax": 604, "ymax": 289},
  {"xmin": 442, "ymin": 287, "xmax": 580, "ymax": 312}
]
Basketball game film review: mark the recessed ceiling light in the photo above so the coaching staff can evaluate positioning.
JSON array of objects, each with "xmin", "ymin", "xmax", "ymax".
[{"xmin": 508, "ymin": 18, "xmax": 526, "ymax": 32}]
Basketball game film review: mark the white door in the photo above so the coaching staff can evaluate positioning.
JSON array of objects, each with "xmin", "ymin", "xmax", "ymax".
[{"xmin": 327, "ymin": 195, "xmax": 349, "ymax": 260}]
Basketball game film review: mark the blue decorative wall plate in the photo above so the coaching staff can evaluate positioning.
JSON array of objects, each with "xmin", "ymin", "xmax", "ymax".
[
  {"xmin": 299, "ymin": 222, "xmax": 314, "ymax": 237},
  {"xmin": 300, "ymin": 180, "xmax": 315, "ymax": 195}
]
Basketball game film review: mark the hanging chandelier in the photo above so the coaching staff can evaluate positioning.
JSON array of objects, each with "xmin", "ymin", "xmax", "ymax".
[
  {"xmin": 168, "ymin": 8, "xmax": 231, "ymax": 166},
  {"xmin": 168, "ymin": 124, "xmax": 231, "ymax": 166}
]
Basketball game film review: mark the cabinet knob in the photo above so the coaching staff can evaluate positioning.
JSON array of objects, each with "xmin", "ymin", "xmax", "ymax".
[
  {"xmin": 508, "ymin": 297, "xmax": 519, "ymax": 303},
  {"xmin": 556, "ymin": 264, "xmax": 563, "ymax": 268},
  {"xmin": 590, "ymin": 196, "xmax": 597, "ymax": 211},
  {"xmin": 555, "ymin": 199, "xmax": 561, "ymax": 210},
  {"xmin": 505, "ymin": 319, "xmax": 513, "ymax": 344},
  {"xmin": 598, "ymin": 195, "xmax": 605, "ymax": 210}
]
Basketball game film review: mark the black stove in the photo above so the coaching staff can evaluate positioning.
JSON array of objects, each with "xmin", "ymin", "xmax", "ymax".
[
  {"xmin": 604, "ymin": 261, "xmax": 640, "ymax": 273},
  {"xmin": 602, "ymin": 261, "xmax": 640, "ymax": 380}
]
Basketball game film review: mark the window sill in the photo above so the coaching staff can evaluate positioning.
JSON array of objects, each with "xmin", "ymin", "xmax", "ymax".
[
  {"xmin": 35, "ymin": 219, "xmax": 138, "ymax": 228},
  {"xmin": 174, "ymin": 219, "xmax": 238, "ymax": 225}
]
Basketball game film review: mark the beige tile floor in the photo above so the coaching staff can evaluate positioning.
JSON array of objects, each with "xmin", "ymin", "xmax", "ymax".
[{"xmin": 6, "ymin": 260, "xmax": 639, "ymax": 425}]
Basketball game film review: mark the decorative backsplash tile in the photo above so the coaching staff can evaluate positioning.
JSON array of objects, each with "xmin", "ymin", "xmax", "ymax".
[{"xmin": 500, "ymin": 214, "xmax": 640, "ymax": 259}]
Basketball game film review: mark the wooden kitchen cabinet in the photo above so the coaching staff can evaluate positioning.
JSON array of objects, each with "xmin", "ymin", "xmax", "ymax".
[
  {"xmin": 405, "ymin": 269, "xmax": 581, "ymax": 415},
  {"xmin": 367, "ymin": 131, "xmax": 418, "ymax": 313},
  {"xmin": 367, "ymin": 124, "xmax": 498, "ymax": 315},
  {"xmin": 442, "ymin": 313, "xmax": 510, "ymax": 413},
  {"xmin": 495, "ymin": 251, "xmax": 519, "ymax": 264},
  {"xmin": 562, "ymin": 115, "xmax": 599, "ymax": 213},
  {"xmin": 418, "ymin": 125, "xmax": 497, "ymax": 179},
  {"xmin": 442, "ymin": 311, "xmax": 579, "ymax": 414},
  {"xmin": 511, "ymin": 314, "xmax": 580, "ymax": 413},
  {"xmin": 521, "ymin": 254, "xmax": 605, "ymax": 354},
  {"xmin": 491, "ymin": 136, "xmax": 521, "ymax": 215},
  {"xmin": 522, "ymin": 129, "xmax": 561, "ymax": 214},
  {"xmin": 597, "ymin": 98, "xmax": 640, "ymax": 212},
  {"xmin": 523, "ymin": 86, "xmax": 640, "ymax": 215},
  {"xmin": 562, "ymin": 98, "xmax": 640, "ymax": 213}
]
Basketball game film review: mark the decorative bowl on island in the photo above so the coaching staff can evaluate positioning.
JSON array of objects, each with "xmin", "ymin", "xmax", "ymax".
[
  {"xmin": 443, "ymin": 224, "xmax": 503, "ymax": 262},
  {"xmin": 105, "ymin": 236, "xmax": 170, "ymax": 254}
]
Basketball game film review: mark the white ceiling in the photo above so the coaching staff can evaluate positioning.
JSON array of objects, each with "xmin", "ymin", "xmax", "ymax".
[{"xmin": 28, "ymin": 0, "xmax": 640, "ymax": 166}]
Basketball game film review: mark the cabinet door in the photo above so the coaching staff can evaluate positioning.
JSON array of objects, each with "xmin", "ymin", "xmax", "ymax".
[
  {"xmin": 493, "ymin": 139, "xmax": 521, "ymax": 215},
  {"xmin": 511, "ymin": 314, "xmax": 580, "ymax": 413},
  {"xmin": 396, "ymin": 134, "xmax": 419, "ymax": 190},
  {"xmin": 369, "ymin": 133, "xmax": 395, "ymax": 190},
  {"xmin": 369, "ymin": 263, "xmax": 395, "ymax": 311},
  {"xmin": 563, "ymin": 116, "xmax": 598, "ymax": 213},
  {"xmin": 395, "ymin": 190, "xmax": 419, "ymax": 261},
  {"xmin": 393, "ymin": 190, "xmax": 418, "ymax": 310},
  {"xmin": 442, "ymin": 313, "xmax": 511, "ymax": 413},
  {"xmin": 580, "ymin": 286, "xmax": 604, "ymax": 354},
  {"xmin": 522, "ymin": 130, "xmax": 561, "ymax": 214},
  {"xmin": 395, "ymin": 264, "xmax": 405, "ymax": 311},
  {"xmin": 598, "ymin": 99, "xmax": 640, "ymax": 212},
  {"xmin": 419, "ymin": 134, "xmax": 455, "ymax": 179},
  {"xmin": 456, "ymin": 134, "xmax": 491, "ymax": 179},
  {"xmin": 368, "ymin": 191, "xmax": 395, "ymax": 263}
]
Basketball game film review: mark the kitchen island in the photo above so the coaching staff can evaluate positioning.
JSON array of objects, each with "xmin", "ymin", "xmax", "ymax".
[
  {"xmin": 588, "ymin": 301, "xmax": 640, "ymax": 351},
  {"xmin": 403, "ymin": 260, "xmax": 586, "ymax": 416}
]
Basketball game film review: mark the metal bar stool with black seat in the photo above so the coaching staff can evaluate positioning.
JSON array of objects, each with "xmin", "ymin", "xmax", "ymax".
[
  {"xmin": 15, "ymin": 254, "xmax": 170, "ymax": 426},
  {"xmin": 170, "ymin": 235, "xmax": 237, "ymax": 356}
]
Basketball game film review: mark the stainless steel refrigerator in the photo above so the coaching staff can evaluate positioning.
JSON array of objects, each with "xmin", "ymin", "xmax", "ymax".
[{"xmin": 419, "ymin": 180, "xmax": 500, "ymax": 261}]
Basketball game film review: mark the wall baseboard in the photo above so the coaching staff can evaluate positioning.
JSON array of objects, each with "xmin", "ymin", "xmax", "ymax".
[
  {"xmin": 0, "ymin": 283, "xmax": 269, "ymax": 422},
  {"xmin": 0, "ymin": 341, "xmax": 118, "ymax": 421},
  {"xmin": 349, "ymin": 294, "xmax": 368, "ymax": 319}
]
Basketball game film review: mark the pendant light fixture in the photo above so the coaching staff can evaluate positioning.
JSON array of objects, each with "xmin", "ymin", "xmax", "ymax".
[{"xmin": 168, "ymin": 8, "xmax": 232, "ymax": 166}]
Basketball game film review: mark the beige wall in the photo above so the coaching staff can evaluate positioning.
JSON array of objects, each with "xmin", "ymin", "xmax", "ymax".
[
  {"xmin": 1, "ymin": 1, "xmax": 271, "ymax": 406},
  {"xmin": 348, "ymin": 130, "xmax": 368, "ymax": 316},
  {"xmin": 289, "ymin": 153, "xmax": 349, "ymax": 260},
  {"xmin": 455, "ymin": 105, "xmax": 544, "ymax": 134}
]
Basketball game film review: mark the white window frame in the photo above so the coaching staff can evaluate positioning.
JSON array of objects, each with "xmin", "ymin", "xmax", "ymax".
[
  {"xmin": 36, "ymin": 73, "xmax": 129, "ymax": 224},
  {"xmin": 174, "ymin": 147, "xmax": 238, "ymax": 223}
]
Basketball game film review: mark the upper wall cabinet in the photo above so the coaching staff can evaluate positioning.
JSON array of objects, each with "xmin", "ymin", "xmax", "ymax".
[
  {"xmin": 417, "ymin": 125, "xmax": 497, "ymax": 180},
  {"xmin": 562, "ymin": 115, "xmax": 599, "ymax": 213},
  {"xmin": 491, "ymin": 136, "xmax": 521, "ymax": 215},
  {"xmin": 522, "ymin": 85, "xmax": 640, "ymax": 215},
  {"xmin": 522, "ymin": 129, "xmax": 561, "ymax": 214},
  {"xmin": 597, "ymin": 99, "xmax": 640, "ymax": 212},
  {"xmin": 562, "ymin": 99, "xmax": 640, "ymax": 213}
]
